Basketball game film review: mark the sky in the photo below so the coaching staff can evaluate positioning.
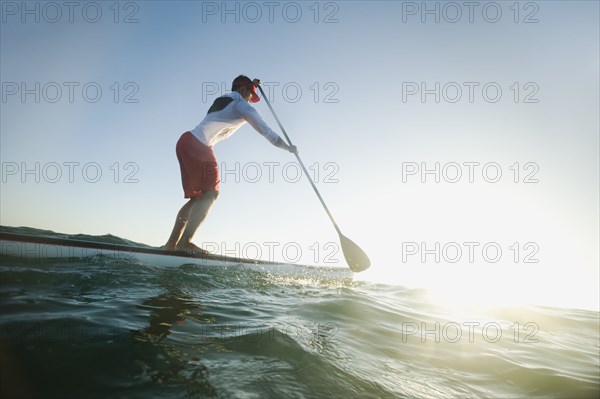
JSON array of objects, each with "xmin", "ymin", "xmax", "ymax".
[{"xmin": 1, "ymin": 1, "xmax": 598, "ymax": 310}]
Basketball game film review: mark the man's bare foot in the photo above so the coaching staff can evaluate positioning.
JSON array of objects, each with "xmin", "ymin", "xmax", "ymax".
[
  {"xmin": 162, "ymin": 244, "xmax": 176, "ymax": 251},
  {"xmin": 175, "ymin": 241, "xmax": 210, "ymax": 254}
]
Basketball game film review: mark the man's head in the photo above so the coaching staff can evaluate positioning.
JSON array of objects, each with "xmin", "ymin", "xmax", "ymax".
[{"xmin": 232, "ymin": 75, "xmax": 260, "ymax": 103}]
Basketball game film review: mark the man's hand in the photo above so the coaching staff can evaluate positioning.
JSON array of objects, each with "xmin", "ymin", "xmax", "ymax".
[
  {"xmin": 287, "ymin": 144, "xmax": 298, "ymax": 154},
  {"xmin": 274, "ymin": 137, "xmax": 297, "ymax": 154}
]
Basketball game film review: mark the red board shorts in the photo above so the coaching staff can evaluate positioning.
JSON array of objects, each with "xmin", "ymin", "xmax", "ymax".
[{"xmin": 176, "ymin": 131, "xmax": 220, "ymax": 198}]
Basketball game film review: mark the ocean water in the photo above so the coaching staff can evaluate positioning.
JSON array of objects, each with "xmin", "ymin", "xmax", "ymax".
[{"xmin": 1, "ymin": 228, "xmax": 598, "ymax": 399}]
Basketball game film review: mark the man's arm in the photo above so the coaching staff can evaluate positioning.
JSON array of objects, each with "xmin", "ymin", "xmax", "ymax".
[{"xmin": 237, "ymin": 101, "xmax": 297, "ymax": 153}]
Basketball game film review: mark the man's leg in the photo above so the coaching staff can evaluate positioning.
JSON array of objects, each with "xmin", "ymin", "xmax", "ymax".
[
  {"xmin": 163, "ymin": 196, "xmax": 202, "ymax": 250},
  {"xmin": 176, "ymin": 190, "xmax": 220, "ymax": 250}
]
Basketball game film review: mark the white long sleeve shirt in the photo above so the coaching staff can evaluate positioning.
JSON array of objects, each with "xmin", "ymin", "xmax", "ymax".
[{"xmin": 190, "ymin": 91, "xmax": 280, "ymax": 147}]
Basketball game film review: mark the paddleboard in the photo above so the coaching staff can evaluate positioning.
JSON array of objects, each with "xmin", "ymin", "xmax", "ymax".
[{"xmin": 0, "ymin": 230, "xmax": 289, "ymax": 268}]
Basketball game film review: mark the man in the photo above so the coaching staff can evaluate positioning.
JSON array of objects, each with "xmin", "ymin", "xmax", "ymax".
[{"xmin": 164, "ymin": 75, "xmax": 297, "ymax": 252}]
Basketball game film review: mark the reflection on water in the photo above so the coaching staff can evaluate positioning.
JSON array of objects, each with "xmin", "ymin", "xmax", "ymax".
[
  {"xmin": 131, "ymin": 286, "xmax": 217, "ymax": 397},
  {"xmin": 135, "ymin": 289, "xmax": 199, "ymax": 341}
]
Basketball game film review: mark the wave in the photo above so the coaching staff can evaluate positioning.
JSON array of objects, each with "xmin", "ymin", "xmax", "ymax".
[{"xmin": 1, "ymin": 225, "xmax": 598, "ymax": 398}]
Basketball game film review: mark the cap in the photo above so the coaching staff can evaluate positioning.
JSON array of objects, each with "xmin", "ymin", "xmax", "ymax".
[{"xmin": 232, "ymin": 75, "xmax": 260, "ymax": 103}]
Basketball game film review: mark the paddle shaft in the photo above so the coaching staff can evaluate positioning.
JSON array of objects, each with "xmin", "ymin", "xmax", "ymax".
[{"xmin": 257, "ymin": 85, "xmax": 343, "ymax": 237}]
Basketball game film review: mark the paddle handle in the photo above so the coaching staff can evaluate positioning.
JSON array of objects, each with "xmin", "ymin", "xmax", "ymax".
[{"xmin": 256, "ymin": 84, "xmax": 343, "ymax": 237}]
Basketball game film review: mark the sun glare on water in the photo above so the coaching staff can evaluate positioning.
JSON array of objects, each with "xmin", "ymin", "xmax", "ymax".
[{"xmin": 356, "ymin": 257, "xmax": 598, "ymax": 314}]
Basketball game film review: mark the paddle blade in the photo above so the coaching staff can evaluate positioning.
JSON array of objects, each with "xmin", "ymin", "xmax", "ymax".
[{"xmin": 339, "ymin": 234, "xmax": 370, "ymax": 272}]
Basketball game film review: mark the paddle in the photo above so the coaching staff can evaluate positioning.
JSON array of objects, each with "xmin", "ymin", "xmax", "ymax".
[{"xmin": 255, "ymin": 81, "xmax": 371, "ymax": 272}]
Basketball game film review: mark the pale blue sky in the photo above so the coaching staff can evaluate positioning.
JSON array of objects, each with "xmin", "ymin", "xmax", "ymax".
[{"xmin": 1, "ymin": 1, "xmax": 598, "ymax": 309}]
